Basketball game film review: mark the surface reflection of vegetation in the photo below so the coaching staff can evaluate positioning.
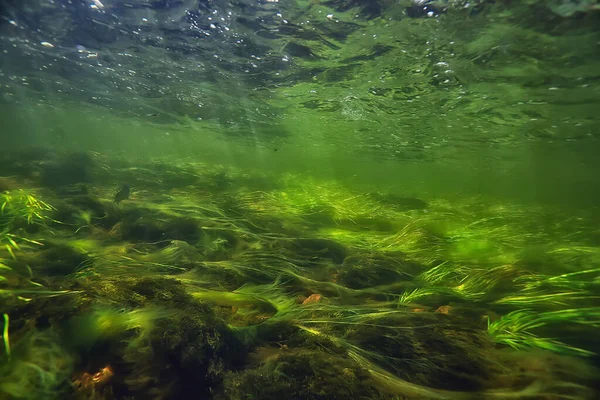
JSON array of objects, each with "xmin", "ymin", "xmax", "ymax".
[{"xmin": 1, "ymin": 150, "xmax": 599, "ymax": 399}]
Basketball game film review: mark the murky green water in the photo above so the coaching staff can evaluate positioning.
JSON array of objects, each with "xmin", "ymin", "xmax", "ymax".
[{"xmin": 1, "ymin": 1, "xmax": 600, "ymax": 399}]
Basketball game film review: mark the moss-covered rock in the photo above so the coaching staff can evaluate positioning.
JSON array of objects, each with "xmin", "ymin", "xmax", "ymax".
[
  {"xmin": 337, "ymin": 253, "xmax": 417, "ymax": 289},
  {"xmin": 218, "ymin": 349, "xmax": 390, "ymax": 400},
  {"xmin": 65, "ymin": 276, "xmax": 247, "ymax": 399},
  {"xmin": 286, "ymin": 238, "xmax": 349, "ymax": 264},
  {"xmin": 40, "ymin": 152, "xmax": 95, "ymax": 188},
  {"xmin": 24, "ymin": 243, "xmax": 89, "ymax": 276},
  {"xmin": 119, "ymin": 211, "xmax": 201, "ymax": 244}
]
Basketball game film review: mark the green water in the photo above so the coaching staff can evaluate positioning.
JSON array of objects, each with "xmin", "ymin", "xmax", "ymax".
[{"xmin": 1, "ymin": 1, "xmax": 600, "ymax": 399}]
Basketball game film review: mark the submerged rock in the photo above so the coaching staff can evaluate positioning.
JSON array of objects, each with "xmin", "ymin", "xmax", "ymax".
[
  {"xmin": 337, "ymin": 253, "xmax": 416, "ymax": 289},
  {"xmin": 287, "ymin": 238, "xmax": 349, "ymax": 264},
  {"xmin": 369, "ymin": 192, "xmax": 428, "ymax": 210},
  {"xmin": 40, "ymin": 152, "xmax": 95, "ymax": 188},
  {"xmin": 218, "ymin": 350, "xmax": 389, "ymax": 400}
]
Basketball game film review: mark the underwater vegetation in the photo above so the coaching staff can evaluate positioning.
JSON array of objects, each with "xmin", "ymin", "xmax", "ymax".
[{"xmin": 1, "ymin": 149, "xmax": 600, "ymax": 399}]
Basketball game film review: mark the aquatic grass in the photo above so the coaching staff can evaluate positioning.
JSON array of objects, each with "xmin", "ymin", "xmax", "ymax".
[
  {"xmin": 278, "ymin": 267, "xmax": 409, "ymax": 300},
  {"xmin": 520, "ymin": 268, "xmax": 600, "ymax": 291},
  {"xmin": 0, "ymin": 260, "xmax": 11, "ymax": 282},
  {"xmin": 0, "ymin": 190, "xmax": 55, "ymax": 261},
  {"xmin": 406, "ymin": 260, "xmax": 600, "ymax": 309},
  {"xmin": 0, "ymin": 331, "xmax": 73, "ymax": 400},
  {"xmin": 233, "ymin": 177, "xmax": 415, "ymax": 236},
  {"xmin": 398, "ymin": 287, "xmax": 455, "ymax": 304},
  {"xmin": 494, "ymin": 268, "xmax": 600, "ymax": 308},
  {"xmin": 17, "ymin": 166, "xmax": 600, "ymax": 396},
  {"xmin": 452, "ymin": 264, "xmax": 523, "ymax": 300},
  {"xmin": 0, "ymin": 190, "xmax": 55, "ymax": 227},
  {"xmin": 2, "ymin": 314, "xmax": 9, "ymax": 359},
  {"xmin": 191, "ymin": 278, "xmax": 410, "ymax": 329},
  {"xmin": 418, "ymin": 260, "xmax": 456, "ymax": 284},
  {"xmin": 488, "ymin": 308, "xmax": 600, "ymax": 356},
  {"xmin": 0, "ymin": 233, "xmax": 45, "ymax": 261},
  {"xmin": 0, "ymin": 287, "xmax": 81, "ymax": 301},
  {"xmin": 544, "ymin": 268, "xmax": 600, "ymax": 286},
  {"xmin": 296, "ymin": 324, "xmax": 576, "ymax": 400},
  {"xmin": 90, "ymin": 307, "xmax": 167, "ymax": 339},
  {"xmin": 74, "ymin": 252, "xmax": 187, "ymax": 277},
  {"xmin": 293, "ymin": 304, "xmax": 434, "ymax": 333},
  {"xmin": 221, "ymin": 274, "xmax": 596, "ymax": 398},
  {"xmin": 191, "ymin": 279, "xmax": 298, "ymax": 323},
  {"xmin": 370, "ymin": 219, "xmax": 446, "ymax": 259},
  {"xmin": 68, "ymin": 238, "xmax": 208, "ymax": 278},
  {"xmin": 0, "ymin": 191, "xmax": 81, "ymax": 303},
  {"xmin": 398, "ymin": 263, "xmax": 524, "ymax": 304},
  {"xmin": 545, "ymin": 246, "xmax": 600, "ymax": 266},
  {"xmin": 123, "ymin": 190, "xmax": 290, "ymax": 246},
  {"xmin": 319, "ymin": 220, "xmax": 446, "ymax": 268},
  {"xmin": 422, "ymin": 198, "xmax": 561, "ymax": 265},
  {"xmin": 493, "ymin": 292, "xmax": 600, "ymax": 307},
  {"xmin": 231, "ymin": 182, "xmax": 490, "ymax": 268}
]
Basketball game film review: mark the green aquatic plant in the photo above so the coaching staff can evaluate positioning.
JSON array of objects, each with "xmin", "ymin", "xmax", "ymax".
[
  {"xmin": 66, "ymin": 307, "xmax": 168, "ymax": 351},
  {"xmin": 192, "ymin": 288, "xmax": 279, "ymax": 316},
  {"xmin": 0, "ymin": 260, "xmax": 10, "ymax": 283},
  {"xmin": 451, "ymin": 264, "xmax": 522, "ymax": 301},
  {"xmin": 191, "ymin": 279, "xmax": 299, "ymax": 323},
  {"xmin": 0, "ymin": 331, "xmax": 72, "ymax": 400},
  {"xmin": 225, "ymin": 288, "xmax": 493, "ymax": 391},
  {"xmin": 494, "ymin": 268, "xmax": 600, "ymax": 308},
  {"xmin": 446, "ymin": 221, "xmax": 531, "ymax": 265},
  {"xmin": 545, "ymin": 245, "xmax": 600, "ymax": 269},
  {"xmin": 418, "ymin": 260, "xmax": 455, "ymax": 284},
  {"xmin": 398, "ymin": 263, "xmax": 523, "ymax": 305},
  {"xmin": 234, "ymin": 178, "xmax": 424, "ymax": 241},
  {"xmin": 1, "ymin": 314, "xmax": 9, "ymax": 359},
  {"xmin": 0, "ymin": 191, "xmax": 82, "ymax": 302},
  {"xmin": 5, "ymin": 163, "xmax": 600, "ymax": 399},
  {"xmin": 398, "ymin": 287, "xmax": 454, "ymax": 304},
  {"xmin": 70, "ymin": 239, "xmax": 195, "ymax": 278},
  {"xmin": 0, "ymin": 189, "xmax": 51, "ymax": 284},
  {"xmin": 0, "ymin": 232, "xmax": 44, "ymax": 261},
  {"xmin": 295, "ymin": 324, "xmax": 570, "ymax": 400},
  {"xmin": 228, "ymin": 292, "xmax": 593, "ymax": 398},
  {"xmin": 0, "ymin": 190, "xmax": 55, "ymax": 227},
  {"xmin": 317, "ymin": 221, "xmax": 445, "ymax": 269},
  {"xmin": 488, "ymin": 308, "xmax": 600, "ymax": 356},
  {"xmin": 541, "ymin": 267, "xmax": 600, "ymax": 289},
  {"xmin": 1, "ymin": 190, "xmax": 55, "ymax": 258}
]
